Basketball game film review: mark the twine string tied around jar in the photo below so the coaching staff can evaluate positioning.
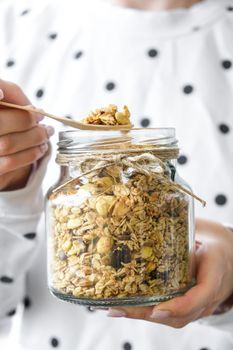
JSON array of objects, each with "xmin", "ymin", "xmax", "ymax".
[{"xmin": 55, "ymin": 150, "xmax": 206, "ymax": 206}]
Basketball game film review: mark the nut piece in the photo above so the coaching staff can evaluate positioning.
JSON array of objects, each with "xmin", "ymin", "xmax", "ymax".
[
  {"xmin": 112, "ymin": 198, "xmax": 130, "ymax": 217},
  {"xmin": 95, "ymin": 196, "xmax": 115, "ymax": 217},
  {"xmin": 141, "ymin": 246, "xmax": 153, "ymax": 259},
  {"xmin": 96, "ymin": 177, "xmax": 114, "ymax": 190},
  {"xmin": 96, "ymin": 237, "xmax": 113, "ymax": 254},
  {"xmin": 113, "ymin": 184, "xmax": 130, "ymax": 197},
  {"xmin": 115, "ymin": 112, "xmax": 129, "ymax": 125}
]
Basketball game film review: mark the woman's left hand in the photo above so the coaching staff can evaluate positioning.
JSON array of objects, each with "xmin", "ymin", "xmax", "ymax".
[{"xmin": 107, "ymin": 219, "xmax": 233, "ymax": 328}]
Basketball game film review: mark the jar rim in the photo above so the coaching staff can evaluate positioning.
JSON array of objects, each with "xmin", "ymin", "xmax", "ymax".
[{"xmin": 58, "ymin": 128, "xmax": 178, "ymax": 154}]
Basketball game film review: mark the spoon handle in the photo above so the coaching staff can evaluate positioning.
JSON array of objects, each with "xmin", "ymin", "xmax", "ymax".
[{"xmin": 0, "ymin": 100, "xmax": 66, "ymax": 123}]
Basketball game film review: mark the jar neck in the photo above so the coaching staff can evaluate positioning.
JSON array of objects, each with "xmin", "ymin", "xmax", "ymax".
[
  {"xmin": 57, "ymin": 128, "xmax": 178, "ymax": 154},
  {"xmin": 57, "ymin": 128, "xmax": 179, "ymax": 182}
]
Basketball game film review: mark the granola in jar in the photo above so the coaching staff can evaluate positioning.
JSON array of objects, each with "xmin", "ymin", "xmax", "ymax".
[{"xmin": 46, "ymin": 128, "xmax": 197, "ymax": 307}]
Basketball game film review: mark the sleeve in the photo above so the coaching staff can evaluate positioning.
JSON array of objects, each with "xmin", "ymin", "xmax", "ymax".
[
  {"xmin": 0, "ymin": 154, "xmax": 49, "ymax": 331},
  {"xmin": 198, "ymin": 309, "xmax": 233, "ymax": 336},
  {"xmin": 0, "ymin": 0, "xmax": 20, "ymax": 70}
]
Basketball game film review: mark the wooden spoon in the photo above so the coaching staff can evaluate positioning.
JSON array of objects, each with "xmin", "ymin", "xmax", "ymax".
[{"xmin": 0, "ymin": 101, "xmax": 133, "ymax": 131}]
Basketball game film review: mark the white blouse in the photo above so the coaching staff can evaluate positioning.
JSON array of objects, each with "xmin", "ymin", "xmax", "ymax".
[{"xmin": 0, "ymin": 0, "xmax": 233, "ymax": 349}]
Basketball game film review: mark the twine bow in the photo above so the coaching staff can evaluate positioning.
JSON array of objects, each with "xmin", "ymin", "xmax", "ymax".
[{"xmin": 55, "ymin": 151, "xmax": 206, "ymax": 207}]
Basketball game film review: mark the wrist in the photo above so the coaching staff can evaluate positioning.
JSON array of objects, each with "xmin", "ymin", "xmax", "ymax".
[
  {"xmin": 1, "ymin": 165, "xmax": 33, "ymax": 191},
  {"xmin": 196, "ymin": 219, "xmax": 233, "ymax": 315},
  {"xmin": 215, "ymin": 226, "xmax": 233, "ymax": 314},
  {"xmin": 214, "ymin": 294, "xmax": 233, "ymax": 315}
]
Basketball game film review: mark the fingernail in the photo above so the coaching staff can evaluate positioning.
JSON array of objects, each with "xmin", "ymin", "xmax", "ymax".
[
  {"xmin": 150, "ymin": 310, "xmax": 172, "ymax": 320},
  {"xmin": 107, "ymin": 309, "xmax": 127, "ymax": 318},
  {"xmin": 45, "ymin": 125, "xmax": 55, "ymax": 137},
  {"xmin": 40, "ymin": 143, "xmax": 49, "ymax": 154},
  {"xmin": 35, "ymin": 113, "xmax": 45, "ymax": 122},
  {"xmin": 0, "ymin": 89, "xmax": 4, "ymax": 100}
]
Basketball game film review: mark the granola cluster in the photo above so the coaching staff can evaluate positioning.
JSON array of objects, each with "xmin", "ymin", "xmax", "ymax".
[
  {"xmin": 81, "ymin": 104, "xmax": 131, "ymax": 125},
  {"xmin": 48, "ymin": 156, "xmax": 192, "ymax": 302}
]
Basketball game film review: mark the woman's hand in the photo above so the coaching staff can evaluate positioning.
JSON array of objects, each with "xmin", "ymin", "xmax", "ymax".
[
  {"xmin": 0, "ymin": 80, "xmax": 54, "ymax": 191},
  {"xmin": 107, "ymin": 219, "xmax": 233, "ymax": 328}
]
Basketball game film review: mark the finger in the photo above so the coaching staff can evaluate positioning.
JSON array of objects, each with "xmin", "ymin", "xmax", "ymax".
[
  {"xmin": 148, "ymin": 244, "xmax": 220, "ymax": 317},
  {"xmin": 0, "ymin": 125, "xmax": 54, "ymax": 156},
  {"xmin": 0, "ymin": 81, "xmax": 44, "ymax": 124},
  {"xmin": 0, "ymin": 143, "xmax": 49, "ymax": 175},
  {"xmin": 0, "ymin": 108, "xmax": 41, "ymax": 135},
  {"xmin": 107, "ymin": 288, "xmax": 206, "ymax": 328},
  {"xmin": 0, "ymin": 80, "xmax": 30, "ymax": 105}
]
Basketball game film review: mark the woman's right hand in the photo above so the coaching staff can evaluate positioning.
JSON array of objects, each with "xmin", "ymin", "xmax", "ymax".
[{"xmin": 0, "ymin": 80, "xmax": 54, "ymax": 191}]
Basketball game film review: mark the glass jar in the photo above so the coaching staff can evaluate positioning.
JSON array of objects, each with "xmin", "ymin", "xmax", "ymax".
[{"xmin": 46, "ymin": 128, "xmax": 195, "ymax": 307}]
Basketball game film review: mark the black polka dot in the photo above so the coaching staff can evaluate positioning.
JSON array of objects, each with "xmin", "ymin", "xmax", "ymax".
[
  {"xmin": 21, "ymin": 9, "xmax": 30, "ymax": 16},
  {"xmin": 86, "ymin": 306, "xmax": 95, "ymax": 312},
  {"xmin": 24, "ymin": 232, "xmax": 36, "ymax": 240},
  {"xmin": 178, "ymin": 155, "xmax": 188, "ymax": 165},
  {"xmin": 74, "ymin": 51, "xmax": 83, "ymax": 59},
  {"xmin": 123, "ymin": 342, "xmax": 132, "ymax": 350},
  {"xmin": 215, "ymin": 194, "xmax": 227, "ymax": 206},
  {"xmin": 105, "ymin": 82, "xmax": 116, "ymax": 91},
  {"xmin": 50, "ymin": 338, "xmax": 59, "ymax": 347},
  {"xmin": 222, "ymin": 60, "xmax": 232, "ymax": 69},
  {"xmin": 7, "ymin": 309, "xmax": 16, "ymax": 317},
  {"xmin": 0, "ymin": 276, "xmax": 14, "ymax": 283},
  {"xmin": 147, "ymin": 49, "xmax": 158, "ymax": 58},
  {"xmin": 219, "ymin": 123, "xmax": 230, "ymax": 134},
  {"xmin": 140, "ymin": 117, "xmax": 151, "ymax": 127},
  {"xmin": 199, "ymin": 348, "xmax": 210, "ymax": 350},
  {"xmin": 6, "ymin": 60, "xmax": 15, "ymax": 67},
  {"xmin": 48, "ymin": 33, "xmax": 58, "ymax": 40},
  {"xmin": 193, "ymin": 26, "xmax": 201, "ymax": 31},
  {"xmin": 227, "ymin": 6, "xmax": 233, "ymax": 11},
  {"xmin": 24, "ymin": 296, "xmax": 32, "ymax": 309},
  {"xmin": 183, "ymin": 85, "xmax": 194, "ymax": 94},
  {"xmin": 36, "ymin": 89, "xmax": 44, "ymax": 98}
]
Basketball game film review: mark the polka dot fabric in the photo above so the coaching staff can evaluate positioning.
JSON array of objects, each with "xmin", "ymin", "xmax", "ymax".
[
  {"xmin": 105, "ymin": 82, "xmax": 116, "ymax": 91},
  {"xmin": 0, "ymin": 0, "xmax": 233, "ymax": 349},
  {"xmin": 123, "ymin": 342, "xmax": 132, "ymax": 350},
  {"xmin": 36, "ymin": 89, "xmax": 44, "ymax": 98},
  {"xmin": 178, "ymin": 155, "xmax": 188, "ymax": 165},
  {"xmin": 147, "ymin": 48, "xmax": 158, "ymax": 58},
  {"xmin": 6, "ymin": 59, "xmax": 15, "ymax": 67},
  {"xmin": 0, "ymin": 276, "xmax": 14, "ymax": 283}
]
